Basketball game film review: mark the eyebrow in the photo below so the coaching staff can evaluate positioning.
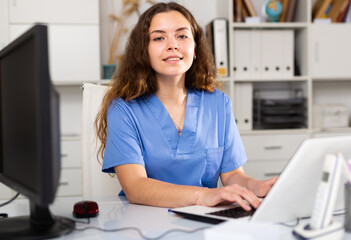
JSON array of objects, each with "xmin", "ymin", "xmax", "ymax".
[{"xmin": 149, "ymin": 27, "xmax": 191, "ymax": 35}]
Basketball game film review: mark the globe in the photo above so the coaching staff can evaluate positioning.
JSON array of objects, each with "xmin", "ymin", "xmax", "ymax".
[{"xmin": 265, "ymin": 0, "xmax": 283, "ymax": 22}]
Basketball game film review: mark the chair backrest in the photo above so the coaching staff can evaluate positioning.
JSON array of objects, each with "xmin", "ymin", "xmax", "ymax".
[{"xmin": 81, "ymin": 83, "xmax": 121, "ymax": 197}]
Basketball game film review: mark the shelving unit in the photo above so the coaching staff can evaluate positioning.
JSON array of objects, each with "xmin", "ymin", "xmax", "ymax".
[{"xmin": 219, "ymin": 0, "xmax": 351, "ymax": 179}]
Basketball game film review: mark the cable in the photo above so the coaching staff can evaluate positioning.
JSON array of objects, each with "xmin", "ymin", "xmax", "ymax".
[
  {"xmin": 0, "ymin": 192, "xmax": 20, "ymax": 207},
  {"xmin": 74, "ymin": 225, "xmax": 208, "ymax": 240},
  {"xmin": 60, "ymin": 217, "xmax": 208, "ymax": 240},
  {"xmin": 278, "ymin": 209, "xmax": 346, "ymax": 228}
]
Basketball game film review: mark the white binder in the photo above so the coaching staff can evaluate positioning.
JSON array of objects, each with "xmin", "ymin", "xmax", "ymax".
[
  {"xmin": 261, "ymin": 30, "xmax": 283, "ymax": 78},
  {"xmin": 282, "ymin": 30, "xmax": 294, "ymax": 77},
  {"xmin": 212, "ymin": 19, "xmax": 229, "ymax": 77},
  {"xmin": 233, "ymin": 30, "xmax": 251, "ymax": 79},
  {"xmin": 251, "ymin": 30, "xmax": 262, "ymax": 78},
  {"xmin": 234, "ymin": 82, "xmax": 253, "ymax": 130}
]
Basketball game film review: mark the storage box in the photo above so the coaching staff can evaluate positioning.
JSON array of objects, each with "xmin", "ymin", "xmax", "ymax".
[{"xmin": 313, "ymin": 104, "xmax": 349, "ymax": 129}]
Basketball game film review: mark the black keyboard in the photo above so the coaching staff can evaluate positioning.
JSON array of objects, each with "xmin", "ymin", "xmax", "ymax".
[{"xmin": 207, "ymin": 207, "xmax": 256, "ymax": 219}]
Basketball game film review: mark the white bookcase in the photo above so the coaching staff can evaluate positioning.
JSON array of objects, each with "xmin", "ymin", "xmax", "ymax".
[{"xmin": 216, "ymin": 0, "xmax": 351, "ymax": 179}]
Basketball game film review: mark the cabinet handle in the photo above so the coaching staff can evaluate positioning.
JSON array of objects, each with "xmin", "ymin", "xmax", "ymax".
[
  {"xmin": 264, "ymin": 146, "xmax": 282, "ymax": 150},
  {"xmin": 264, "ymin": 173, "xmax": 280, "ymax": 177},
  {"xmin": 314, "ymin": 42, "xmax": 319, "ymax": 63},
  {"xmin": 61, "ymin": 154, "xmax": 68, "ymax": 158},
  {"xmin": 59, "ymin": 182, "xmax": 69, "ymax": 186}
]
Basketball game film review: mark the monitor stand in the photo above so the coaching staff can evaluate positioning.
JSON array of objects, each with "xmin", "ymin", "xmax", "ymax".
[{"xmin": 0, "ymin": 200, "xmax": 75, "ymax": 239}]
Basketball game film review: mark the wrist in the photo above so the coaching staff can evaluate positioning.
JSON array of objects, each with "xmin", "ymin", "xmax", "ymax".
[{"xmin": 194, "ymin": 187, "xmax": 207, "ymax": 205}]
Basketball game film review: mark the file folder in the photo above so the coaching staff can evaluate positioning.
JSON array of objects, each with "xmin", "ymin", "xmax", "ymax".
[
  {"xmin": 234, "ymin": 82, "xmax": 253, "ymax": 130},
  {"xmin": 282, "ymin": 30, "xmax": 294, "ymax": 77},
  {"xmin": 206, "ymin": 19, "xmax": 229, "ymax": 77},
  {"xmin": 233, "ymin": 30, "xmax": 251, "ymax": 79}
]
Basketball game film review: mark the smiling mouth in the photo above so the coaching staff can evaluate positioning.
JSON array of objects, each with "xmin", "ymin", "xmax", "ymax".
[{"xmin": 163, "ymin": 57, "xmax": 183, "ymax": 61}]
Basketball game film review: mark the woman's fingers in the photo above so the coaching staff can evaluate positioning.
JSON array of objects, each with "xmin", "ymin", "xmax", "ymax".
[{"xmin": 202, "ymin": 185, "xmax": 261, "ymax": 210}]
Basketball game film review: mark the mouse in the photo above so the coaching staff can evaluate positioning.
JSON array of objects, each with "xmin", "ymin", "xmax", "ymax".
[{"xmin": 73, "ymin": 200, "xmax": 99, "ymax": 218}]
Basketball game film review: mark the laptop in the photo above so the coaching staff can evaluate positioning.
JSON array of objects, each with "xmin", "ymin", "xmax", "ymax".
[{"xmin": 171, "ymin": 135, "xmax": 351, "ymax": 224}]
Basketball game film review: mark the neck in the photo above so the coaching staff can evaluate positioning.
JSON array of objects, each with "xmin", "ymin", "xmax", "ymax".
[{"xmin": 155, "ymin": 75, "xmax": 187, "ymax": 105}]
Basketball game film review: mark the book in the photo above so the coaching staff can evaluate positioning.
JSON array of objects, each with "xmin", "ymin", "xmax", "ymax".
[
  {"xmin": 336, "ymin": 0, "xmax": 351, "ymax": 22},
  {"xmin": 234, "ymin": 0, "xmax": 243, "ymax": 22},
  {"xmin": 327, "ymin": 0, "xmax": 349, "ymax": 22},
  {"xmin": 314, "ymin": 0, "xmax": 334, "ymax": 20},
  {"xmin": 241, "ymin": 1, "xmax": 250, "ymax": 20},
  {"xmin": 279, "ymin": 0, "xmax": 290, "ymax": 22},
  {"xmin": 285, "ymin": 0, "xmax": 297, "ymax": 22},
  {"xmin": 243, "ymin": 0, "xmax": 257, "ymax": 17}
]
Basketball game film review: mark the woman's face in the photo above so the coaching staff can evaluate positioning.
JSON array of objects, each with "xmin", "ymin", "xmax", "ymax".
[{"xmin": 148, "ymin": 10, "xmax": 195, "ymax": 81}]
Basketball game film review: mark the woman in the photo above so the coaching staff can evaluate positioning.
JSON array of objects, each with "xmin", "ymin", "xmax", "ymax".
[{"xmin": 96, "ymin": 2, "xmax": 277, "ymax": 210}]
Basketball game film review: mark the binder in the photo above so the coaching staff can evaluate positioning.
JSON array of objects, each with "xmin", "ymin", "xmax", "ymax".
[
  {"xmin": 234, "ymin": 82, "xmax": 253, "ymax": 130},
  {"xmin": 233, "ymin": 30, "xmax": 252, "ymax": 79},
  {"xmin": 261, "ymin": 30, "xmax": 283, "ymax": 78},
  {"xmin": 282, "ymin": 30, "xmax": 294, "ymax": 77},
  {"xmin": 206, "ymin": 19, "xmax": 229, "ymax": 77},
  {"xmin": 251, "ymin": 30, "xmax": 261, "ymax": 78}
]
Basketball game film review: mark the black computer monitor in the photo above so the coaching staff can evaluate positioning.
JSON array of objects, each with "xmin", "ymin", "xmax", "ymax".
[{"xmin": 0, "ymin": 24, "xmax": 74, "ymax": 239}]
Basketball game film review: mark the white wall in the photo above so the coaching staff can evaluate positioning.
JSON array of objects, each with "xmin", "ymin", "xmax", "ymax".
[{"xmin": 99, "ymin": 0, "xmax": 223, "ymax": 66}]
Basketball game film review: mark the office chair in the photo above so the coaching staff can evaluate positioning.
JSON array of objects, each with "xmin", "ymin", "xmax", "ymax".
[{"xmin": 81, "ymin": 83, "xmax": 122, "ymax": 197}]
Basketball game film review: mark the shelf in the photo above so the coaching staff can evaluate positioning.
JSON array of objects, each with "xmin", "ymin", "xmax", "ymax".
[
  {"xmin": 312, "ymin": 77, "xmax": 351, "ymax": 82},
  {"xmin": 232, "ymin": 22, "xmax": 308, "ymax": 29},
  {"xmin": 239, "ymin": 128, "xmax": 310, "ymax": 136},
  {"xmin": 234, "ymin": 76, "xmax": 309, "ymax": 82},
  {"xmin": 53, "ymin": 80, "xmax": 101, "ymax": 86}
]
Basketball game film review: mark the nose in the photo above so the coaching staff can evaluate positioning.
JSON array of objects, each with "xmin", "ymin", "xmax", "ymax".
[{"xmin": 167, "ymin": 38, "xmax": 178, "ymax": 50}]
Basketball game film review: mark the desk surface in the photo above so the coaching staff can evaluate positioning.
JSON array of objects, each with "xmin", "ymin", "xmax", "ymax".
[{"xmin": 2, "ymin": 196, "xmax": 351, "ymax": 240}]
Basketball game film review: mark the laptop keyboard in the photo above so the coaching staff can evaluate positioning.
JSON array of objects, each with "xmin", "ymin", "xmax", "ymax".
[{"xmin": 207, "ymin": 207, "xmax": 256, "ymax": 219}]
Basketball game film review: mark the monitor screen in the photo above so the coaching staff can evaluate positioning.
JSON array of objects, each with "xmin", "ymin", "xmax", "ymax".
[{"xmin": 0, "ymin": 24, "xmax": 74, "ymax": 239}]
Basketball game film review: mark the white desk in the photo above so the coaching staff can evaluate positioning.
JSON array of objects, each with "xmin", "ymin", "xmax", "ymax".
[{"xmin": 2, "ymin": 196, "xmax": 351, "ymax": 240}]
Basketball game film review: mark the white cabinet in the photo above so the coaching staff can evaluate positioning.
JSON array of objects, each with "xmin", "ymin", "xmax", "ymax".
[
  {"xmin": 9, "ymin": 0, "xmax": 99, "ymax": 24},
  {"xmin": 8, "ymin": 24, "xmax": 100, "ymax": 83},
  {"xmin": 311, "ymin": 25, "xmax": 351, "ymax": 79},
  {"xmin": 241, "ymin": 133, "xmax": 308, "ymax": 179}
]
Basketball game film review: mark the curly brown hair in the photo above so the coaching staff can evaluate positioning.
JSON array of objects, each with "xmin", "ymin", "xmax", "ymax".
[{"xmin": 95, "ymin": 2, "xmax": 219, "ymax": 160}]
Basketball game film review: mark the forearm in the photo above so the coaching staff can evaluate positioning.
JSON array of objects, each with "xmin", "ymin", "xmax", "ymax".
[{"xmin": 124, "ymin": 177, "xmax": 202, "ymax": 208}]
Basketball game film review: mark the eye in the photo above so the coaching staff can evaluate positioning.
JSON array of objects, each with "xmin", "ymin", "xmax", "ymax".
[
  {"xmin": 178, "ymin": 35, "xmax": 188, "ymax": 39},
  {"xmin": 153, "ymin": 37, "xmax": 164, "ymax": 41}
]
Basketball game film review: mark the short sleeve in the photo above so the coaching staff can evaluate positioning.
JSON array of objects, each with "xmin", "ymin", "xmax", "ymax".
[
  {"xmin": 220, "ymin": 96, "xmax": 247, "ymax": 173},
  {"xmin": 102, "ymin": 99, "xmax": 144, "ymax": 173}
]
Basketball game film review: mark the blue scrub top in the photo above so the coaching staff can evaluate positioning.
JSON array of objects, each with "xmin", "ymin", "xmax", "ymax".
[{"xmin": 102, "ymin": 89, "xmax": 247, "ymax": 190}]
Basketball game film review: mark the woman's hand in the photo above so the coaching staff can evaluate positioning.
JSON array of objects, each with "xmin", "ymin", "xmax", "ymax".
[
  {"xmin": 196, "ymin": 184, "xmax": 261, "ymax": 211},
  {"xmin": 250, "ymin": 176, "xmax": 278, "ymax": 197}
]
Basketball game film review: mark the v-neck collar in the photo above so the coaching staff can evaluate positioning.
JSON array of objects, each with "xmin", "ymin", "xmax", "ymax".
[{"xmin": 144, "ymin": 89, "xmax": 200, "ymax": 155}]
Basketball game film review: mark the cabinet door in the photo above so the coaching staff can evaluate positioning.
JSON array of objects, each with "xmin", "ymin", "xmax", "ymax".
[
  {"xmin": 10, "ymin": 24, "xmax": 100, "ymax": 82},
  {"xmin": 9, "ymin": 0, "xmax": 99, "ymax": 24},
  {"xmin": 0, "ymin": 0, "xmax": 9, "ymax": 50},
  {"xmin": 311, "ymin": 25, "xmax": 351, "ymax": 78}
]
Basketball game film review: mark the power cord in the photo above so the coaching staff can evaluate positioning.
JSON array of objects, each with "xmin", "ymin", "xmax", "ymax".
[
  {"xmin": 278, "ymin": 209, "xmax": 346, "ymax": 228},
  {"xmin": 0, "ymin": 192, "xmax": 20, "ymax": 208},
  {"xmin": 60, "ymin": 217, "xmax": 208, "ymax": 240},
  {"xmin": 0, "ymin": 192, "xmax": 20, "ymax": 219}
]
